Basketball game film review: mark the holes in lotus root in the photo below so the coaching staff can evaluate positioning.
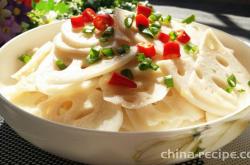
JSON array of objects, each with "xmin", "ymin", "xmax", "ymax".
[
  {"xmin": 58, "ymin": 100, "xmax": 73, "ymax": 115},
  {"xmin": 216, "ymin": 55, "xmax": 229, "ymax": 67},
  {"xmin": 195, "ymin": 68, "xmax": 203, "ymax": 79},
  {"xmin": 177, "ymin": 66, "xmax": 185, "ymax": 76},
  {"xmin": 212, "ymin": 76, "xmax": 227, "ymax": 90},
  {"xmin": 167, "ymin": 89, "xmax": 174, "ymax": 97}
]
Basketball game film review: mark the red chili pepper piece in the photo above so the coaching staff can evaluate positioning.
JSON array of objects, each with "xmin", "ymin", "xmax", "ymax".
[
  {"xmin": 136, "ymin": 14, "xmax": 149, "ymax": 28},
  {"xmin": 163, "ymin": 41, "xmax": 181, "ymax": 59},
  {"xmin": 93, "ymin": 14, "xmax": 114, "ymax": 31},
  {"xmin": 70, "ymin": 15, "xmax": 85, "ymax": 28},
  {"xmin": 108, "ymin": 72, "xmax": 137, "ymax": 88},
  {"xmin": 82, "ymin": 8, "xmax": 96, "ymax": 23},
  {"xmin": 176, "ymin": 30, "xmax": 190, "ymax": 44},
  {"xmin": 137, "ymin": 5, "xmax": 152, "ymax": 17},
  {"xmin": 137, "ymin": 43, "xmax": 156, "ymax": 58},
  {"xmin": 158, "ymin": 32, "xmax": 170, "ymax": 43}
]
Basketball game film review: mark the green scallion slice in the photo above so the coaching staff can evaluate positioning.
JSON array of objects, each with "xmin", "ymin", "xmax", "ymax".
[
  {"xmin": 149, "ymin": 13, "xmax": 162, "ymax": 22},
  {"xmin": 184, "ymin": 43, "xmax": 199, "ymax": 56},
  {"xmin": 137, "ymin": 53, "xmax": 146, "ymax": 62},
  {"xmin": 86, "ymin": 48, "xmax": 100, "ymax": 64},
  {"xmin": 124, "ymin": 15, "xmax": 134, "ymax": 28},
  {"xmin": 164, "ymin": 75, "xmax": 174, "ymax": 88},
  {"xmin": 248, "ymin": 81, "xmax": 250, "ymax": 87},
  {"xmin": 120, "ymin": 69, "xmax": 134, "ymax": 80},
  {"xmin": 101, "ymin": 48, "xmax": 114, "ymax": 58},
  {"xmin": 102, "ymin": 26, "xmax": 114, "ymax": 38},
  {"xmin": 83, "ymin": 24, "xmax": 95, "ymax": 34},
  {"xmin": 238, "ymin": 89, "xmax": 246, "ymax": 93},
  {"xmin": 182, "ymin": 14, "xmax": 195, "ymax": 24},
  {"xmin": 137, "ymin": 53, "xmax": 159, "ymax": 71},
  {"xmin": 161, "ymin": 15, "xmax": 172, "ymax": 25},
  {"xmin": 18, "ymin": 54, "xmax": 32, "ymax": 64},
  {"xmin": 149, "ymin": 26, "xmax": 160, "ymax": 36},
  {"xmin": 151, "ymin": 21, "xmax": 161, "ymax": 29},
  {"xmin": 169, "ymin": 31, "xmax": 177, "ymax": 41},
  {"xmin": 117, "ymin": 45, "xmax": 130, "ymax": 55},
  {"xmin": 99, "ymin": 26, "xmax": 114, "ymax": 43},
  {"xmin": 227, "ymin": 74, "xmax": 237, "ymax": 88},
  {"xmin": 55, "ymin": 59, "xmax": 67, "ymax": 70},
  {"xmin": 225, "ymin": 87, "xmax": 233, "ymax": 93},
  {"xmin": 141, "ymin": 28, "xmax": 154, "ymax": 38}
]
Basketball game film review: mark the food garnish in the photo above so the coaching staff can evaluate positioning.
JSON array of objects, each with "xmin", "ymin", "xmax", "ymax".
[
  {"xmin": 18, "ymin": 54, "xmax": 32, "ymax": 64},
  {"xmin": 137, "ymin": 43, "xmax": 156, "ymax": 58},
  {"xmin": 124, "ymin": 15, "xmax": 134, "ymax": 28},
  {"xmin": 161, "ymin": 15, "xmax": 172, "ymax": 25},
  {"xmin": 108, "ymin": 72, "xmax": 137, "ymax": 88},
  {"xmin": 137, "ymin": 53, "xmax": 159, "ymax": 71},
  {"xmin": 55, "ymin": 59, "xmax": 67, "ymax": 70},
  {"xmin": 101, "ymin": 48, "xmax": 114, "ymax": 59},
  {"xmin": 136, "ymin": 14, "xmax": 149, "ymax": 28},
  {"xmin": 176, "ymin": 30, "xmax": 191, "ymax": 44},
  {"xmin": 116, "ymin": 45, "xmax": 130, "ymax": 55},
  {"xmin": 86, "ymin": 47, "xmax": 101, "ymax": 64},
  {"xmin": 82, "ymin": 24, "xmax": 95, "ymax": 34},
  {"xmin": 163, "ymin": 41, "xmax": 181, "ymax": 59},
  {"xmin": 169, "ymin": 31, "xmax": 177, "ymax": 41},
  {"xmin": 120, "ymin": 69, "xmax": 134, "ymax": 80},
  {"xmin": 93, "ymin": 14, "xmax": 114, "ymax": 31},
  {"xmin": 183, "ymin": 43, "xmax": 199, "ymax": 56},
  {"xmin": 137, "ymin": 4, "xmax": 152, "ymax": 17},
  {"xmin": 158, "ymin": 32, "xmax": 169, "ymax": 43},
  {"xmin": 164, "ymin": 75, "xmax": 174, "ymax": 88},
  {"xmin": 70, "ymin": 15, "xmax": 85, "ymax": 28},
  {"xmin": 82, "ymin": 8, "xmax": 96, "ymax": 23},
  {"xmin": 182, "ymin": 14, "xmax": 195, "ymax": 24}
]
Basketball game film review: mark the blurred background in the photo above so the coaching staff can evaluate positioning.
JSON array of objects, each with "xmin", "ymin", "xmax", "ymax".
[{"xmin": 0, "ymin": 0, "xmax": 249, "ymax": 46}]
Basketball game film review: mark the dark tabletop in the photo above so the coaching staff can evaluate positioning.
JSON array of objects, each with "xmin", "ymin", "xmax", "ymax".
[{"xmin": 0, "ymin": 1, "xmax": 250, "ymax": 165}]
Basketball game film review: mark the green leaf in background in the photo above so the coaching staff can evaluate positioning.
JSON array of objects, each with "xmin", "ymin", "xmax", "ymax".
[
  {"xmin": 28, "ymin": 0, "xmax": 140, "ymax": 28},
  {"xmin": 35, "ymin": 1, "xmax": 51, "ymax": 12},
  {"xmin": 48, "ymin": 0, "xmax": 54, "ymax": 9},
  {"xmin": 54, "ymin": 2, "xmax": 69, "ymax": 14}
]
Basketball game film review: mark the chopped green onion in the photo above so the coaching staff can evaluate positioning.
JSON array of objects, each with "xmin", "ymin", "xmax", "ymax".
[
  {"xmin": 164, "ymin": 75, "xmax": 174, "ymax": 88},
  {"xmin": 182, "ymin": 14, "xmax": 195, "ymax": 24},
  {"xmin": 141, "ymin": 28, "xmax": 154, "ymax": 38},
  {"xmin": 137, "ymin": 53, "xmax": 159, "ymax": 71},
  {"xmin": 137, "ymin": 53, "xmax": 146, "ymax": 62},
  {"xmin": 102, "ymin": 26, "xmax": 114, "ymax": 38},
  {"xmin": 184, "ymin": 43, "xmax": 199, "ymax": 56},
  {"xmin": 150, "ymin": 63, "xmax": 159, "ymax": 71},
  {"xmin": 101, "ymin": 48, "xmax": 114, "ymax": 58},
  {"xmin": 124, "ymin": 15, "xmax": 134, "ymax": 28},
  {"xmin": 151, "ymin": 21, "xmax": 161, "ymax": 29},
  {"xmin": 169, "ymin": 31, "xmax": 177, "ymax": 41},
  {"xmin": 149, "ymin": 13, "xmax": 162, "ymax": 22},
  {"xmin": 161, "ymin": 15, "xmax": 172, "ymax": 25},
  {"xmin": 227, "ymin": 74, "xmax": 237, "ymax": 88},
  {"xmin": 116, "ymin": 45, "xmax": 130, "ymax": 55},
  {"xmin": 225, "ymin": 87, "xmax": 233, "ymax": 93},
  {"xmin": 55, "ymin": 59, "xmax": 67, "ymax": 70},
  {"xmin": 225, "ymin": 74, "xmax": 238, "ymax": 93},
  {"xmin": 248, "ymin": 81, "xmax": 250, "ymax": 87},
  {"xmin": 120, "ymin": 69, "xmax": 134, "ymax": 80},
  {"xmin": 149, "ymin": 26, "xmax": 160, "ymax": 36},
  {"xmin": 18, "ymin": 54, "xmax": 32, "ymax": 64},
  {"xmin": 238, "ymin": 89, "xmax": 246, "ymax": 93},
  {"xmin": 83, "ymin": 24, "xmax": 95, "ymax": 34},
  {"xmin": 87, "ymin": 48, "xmax": 100, "ymax": 64},
  {"xmin": 99, "ymin": 26, "xmax": 114, "ymax": 43},
  {"xmin": 99, "ymin": 37, "xmax": 108, "ymax": 43}
]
